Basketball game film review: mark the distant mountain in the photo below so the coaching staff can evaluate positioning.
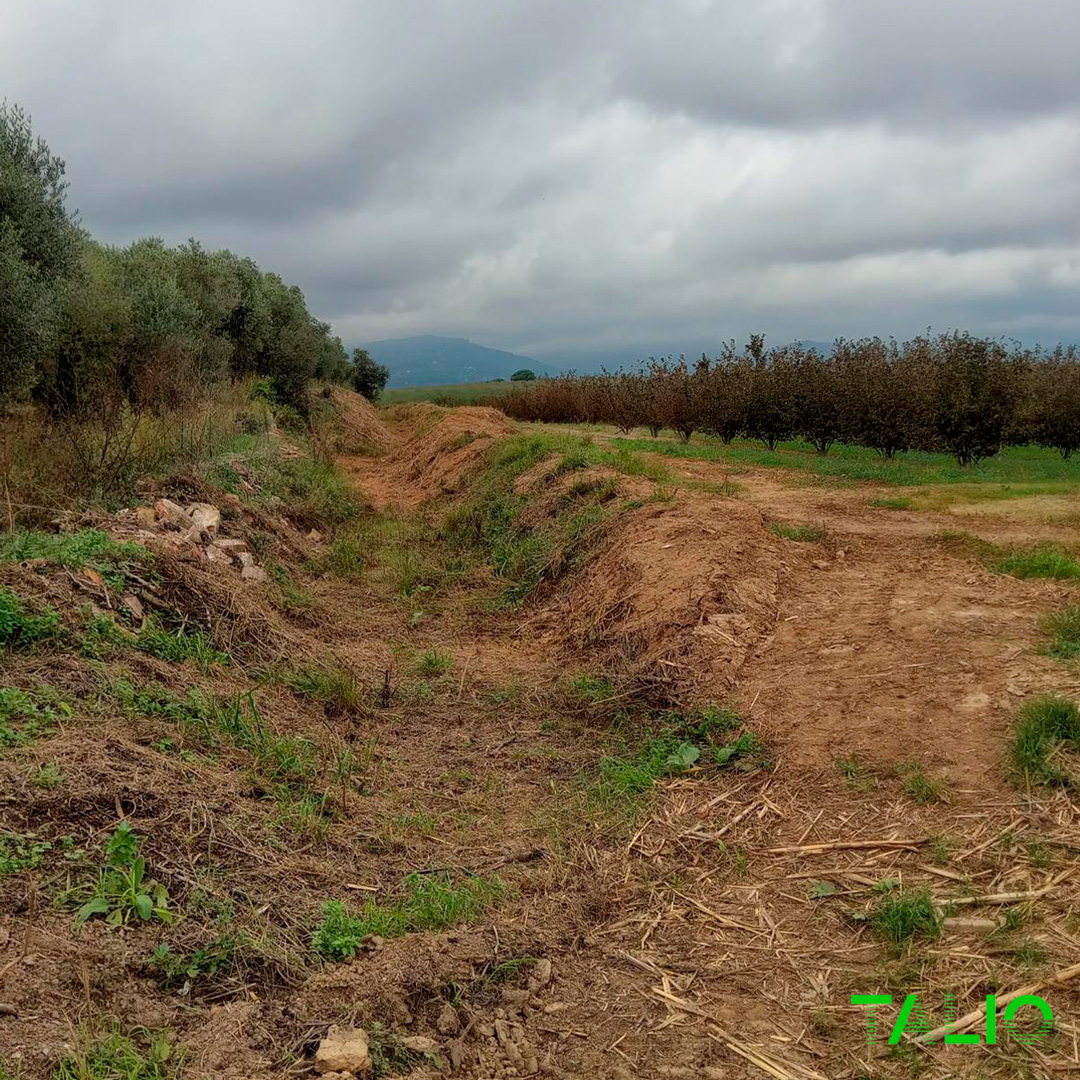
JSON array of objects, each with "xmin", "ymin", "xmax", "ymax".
[{"xmin": 366, "ymin": 335, "xmax": 558, "ymax": 387}]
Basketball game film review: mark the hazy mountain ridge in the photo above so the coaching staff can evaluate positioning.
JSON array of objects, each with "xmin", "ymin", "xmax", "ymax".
[{"xmin": 366, "ymin": 335, "xmax": 558, "ymax": 387}]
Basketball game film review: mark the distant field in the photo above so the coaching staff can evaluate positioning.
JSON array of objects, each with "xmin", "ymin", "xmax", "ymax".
[
  {"xmin": 380, "ymin": 381, "xmax": 523, "ymax": 406},
  {"xmin": 613, "ymin": 433, "xmax": 1080, "ymax": 489}
]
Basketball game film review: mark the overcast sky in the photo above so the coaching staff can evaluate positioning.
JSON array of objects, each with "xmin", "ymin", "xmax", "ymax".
[{"xmin": 3, "ymin": 0, "xmax": 1079, "ymax": 363}]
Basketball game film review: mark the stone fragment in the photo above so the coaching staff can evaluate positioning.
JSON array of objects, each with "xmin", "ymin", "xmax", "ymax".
[{"xmin": 315, "ymin": 1026, "xmax": 370, "ymax": 1075}]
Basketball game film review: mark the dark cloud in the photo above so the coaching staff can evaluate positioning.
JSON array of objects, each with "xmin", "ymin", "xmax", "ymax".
[{"xmin": 3, "ymin": 0, "xmax": 1079, "ymax": 361}]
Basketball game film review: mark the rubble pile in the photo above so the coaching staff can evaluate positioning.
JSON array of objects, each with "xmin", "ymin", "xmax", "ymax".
[{"xmin": 122, "ymin": 497, "xmax": 269, "ymax": 583}]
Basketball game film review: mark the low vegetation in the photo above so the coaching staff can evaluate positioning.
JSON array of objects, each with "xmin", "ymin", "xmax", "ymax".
[
  {"xmin": 592, "ymin": 706, "xmax": 768, "ymax": 820},
  {"xmin": 1040, "ymin": 605, "xmax": 1080, "ymax": 660},
  {"xmin": 870, "ymin": 888, "xmax": 942, "ymax": 948},
  {"xmin": 312, "ymin": 872, "xmax": 506, "ymax": 960},
  {"xmin": 1009, "ymin": 694, "xmax": 1079, "ymax": 786}
]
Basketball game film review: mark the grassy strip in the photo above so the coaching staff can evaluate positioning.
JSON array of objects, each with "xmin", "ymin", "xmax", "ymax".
[
  {"xmin": 0, "ymin": 529, "xmax": 146, "ymax": 589},
  {"xmin": 610, "ymin": 434, "xmax": 1080, "ymax": 488},
  {"xmin": 937, "ymin": 532, "xmax": 1080, "ymax": 581},
  {"xmin": 444, "ymin": 433, "xmax": 655, "ymax": 608},
  {"xmin": 312, "ymin": 872, "xmax": 505, "ymax": 960}
]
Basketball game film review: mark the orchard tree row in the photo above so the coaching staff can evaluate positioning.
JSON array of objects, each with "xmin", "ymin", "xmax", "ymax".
[{"xmin": 500, "ymin": 333, "xmax": 1080, "ymax": 466}]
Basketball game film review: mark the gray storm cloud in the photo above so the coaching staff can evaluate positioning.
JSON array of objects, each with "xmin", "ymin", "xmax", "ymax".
[{"xmin": 3, "ymin": 0, "xmax": 1079, "ymax": 363}]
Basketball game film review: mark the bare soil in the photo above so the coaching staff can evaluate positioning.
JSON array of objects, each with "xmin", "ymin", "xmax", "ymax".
[{"xmin": 2, "ymin": 400, "xmax": 1078, "ymax": 1080}]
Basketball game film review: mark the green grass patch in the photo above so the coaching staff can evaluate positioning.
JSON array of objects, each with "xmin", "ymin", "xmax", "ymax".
[
  {"xmin": 870, "ymin": 888, "xmax": 941, "ymax": 947},
  {"xmin": 610, "ymin": 434, "xmax": 1080, "ymax": 489},
  {"xmin": 937, "ymin": 533, "xmax": 1080, "ymax": 582},
  {"xmin": 150, "ymin": 936, "xmax": 237, "ymax": 990},
  {"xmin": 276, "ymin": 662, "xmax": 363, "ymax": 710},
  {"xmin": 592, "ymin": 706, "xmax": 767, "ymax": 820},
  {"xmin": 381, "ymin": 381, "xmax": 521, "ymax": 407},
  {"xmin": 993, "ymin": 543, "xmax": 1080, "ymax": 581},
  {"xmin": 565, "ymin": 673, "xmax": 616, "ymax": 703},
  {"xmin": 0, "ymin": 529, "xmax": 145, "ymax": 589},
  {"xmin": 870, "ymin": 496, "xmax": 912, "ymax": 510},
  {"xmin": 134, "ymin": 619, "xmax": 230, "ymax": 671},
  {"xmin": 312, "ymin": 872, "xmax": 505, "ymax": 960},
  {"xmin": 0, "ymin": 832, "xmax": 54, "ymax": 876},
  {"xmin": 1009, "ymin": 694, "xmax": 1080, "ymax": 787},
  {"xmin": 1040, "ymin": 606, "xmax": 1080, "ymax": 660},
  {"xmin": 768, "ymin": 521, "xmax": 825, "ymax": 542},
  {"xmin": 0, "ymin": 686, "xmax": 71, "ymax": 748},
  {"xmin": 82, "ymin": 614, "xmax": 229, "ymax": 672},
  {"xmin": 54, "ymin": 1029, "xmax": 177, "ymax": 1080},
  {"xmin": 0, "ymin": 586, "xmax": 61, "ymax": 650}
]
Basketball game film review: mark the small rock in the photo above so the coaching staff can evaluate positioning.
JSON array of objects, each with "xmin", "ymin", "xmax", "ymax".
[
  {"xmin": 187, "ymin": 502, "xmax": 222, "ymax": 536},
  {"xmin": 436, "ymin": 1003, "xmax": 460, "ymax": 1035},
  {"xmin": 401, "ymin": 1036, "xmax": 439, "ymax": 1055},
  {"xmin": 205, "ymin": 545, "xmax": 231, "ymax": 564},
  {"xmin": 214, "ymin": 538, "xmax": 248, "ymax": 552},
  {"xmin": 501, "ymin": 987, "xmax": 530, "ymax": 1007},
  {"xmin": 542, "ymin": 1002, "xmax": 567, "ymax": 1014},
  {"xmin": 307, "ymin": 528, "xmax": 323, "ymax": 542},
  {"xmin": 121, "ymin": 594, "xmax": 144, "ymax": 621},
  {"xmin": 135, "ymin": 506, "xmax": 157, "ymax": 528},
  {"xmin": 241, "ymin": 565, "xmax": 267, "ymax": 583},
  {"xmin": 315, "ymin": 1025, "xmax": 371, "ymax": 1075},
  {"xmin": 238, "ymin": 551, "xmax": 255, "ymax": 567},
  {"xmin": 703, "ymin": 1069, "xmax": 728, "ymax": 1079},
  {"xmin": 155, "ymin": 499, "xmax": 189, "ymax": 529},
  {"xmin": 527, "ymin": 958, "xmax": 552, "ymax": 992}
]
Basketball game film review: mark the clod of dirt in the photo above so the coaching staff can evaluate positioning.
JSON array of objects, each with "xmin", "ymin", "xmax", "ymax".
[
  {"xmin": 436, "ymin": 1002, "xmax": 461, "ymax": 1035},
  {"xmin": 315, "ymin": 1025, "xmax": 372, "ymax": 1075},
  {"xmin": 527, "ymin": 957, "xmax": 552, "ymax": 992}
]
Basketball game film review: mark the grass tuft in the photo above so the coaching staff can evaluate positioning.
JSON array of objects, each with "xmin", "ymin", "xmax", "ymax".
[
  {"xmin": 1039, "ymin": 606, "xmax": 1080, "ymax": 660},
  {"xmin": 0, "ymin": 529, "xmax": 145, "ymax": 589},
  {"xmin": 870, "ymin": 888, "xmax": 941, "ymax": 947},
  {"xmin": 900, "ymin": 763, "xmax": 946, "ymax": 804},
  {"xmin": 54, "ymin": 1029, "xmax": 176, "ymax": 1080},
  {"xmin": 1009, "ymin": 694, "xmax": 1080, "ymax": 786}
]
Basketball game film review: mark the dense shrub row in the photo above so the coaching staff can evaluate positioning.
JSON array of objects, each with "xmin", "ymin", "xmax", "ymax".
[
  {"xmin": 500, "ymin": 334, "xmax": 1080, "ymax": 466},
  {"xmin": 1, "ymin": 102, "xmax": 352, "ymax": 417}
]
